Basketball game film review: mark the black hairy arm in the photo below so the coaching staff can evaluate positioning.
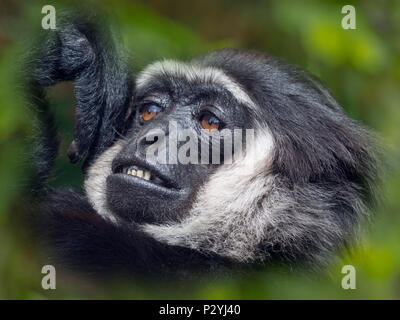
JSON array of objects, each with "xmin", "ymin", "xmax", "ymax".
[
  {"xmin": 28, "ymin": 13, "xmax": 132, "ymax": 183},
  {"xmin": 43, "ymin": 189, "xmax": 231, "ymax": 276}
]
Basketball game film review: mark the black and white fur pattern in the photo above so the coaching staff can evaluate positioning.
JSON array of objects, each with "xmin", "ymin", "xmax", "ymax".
[{"xmin": 28, "ymin": 17, "xmax": 379, "ymax": 276}]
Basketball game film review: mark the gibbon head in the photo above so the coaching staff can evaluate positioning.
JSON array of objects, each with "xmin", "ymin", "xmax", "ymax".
[{"xmin": 84, "ymin": 49, "xmax": 378, "ymax": 264}]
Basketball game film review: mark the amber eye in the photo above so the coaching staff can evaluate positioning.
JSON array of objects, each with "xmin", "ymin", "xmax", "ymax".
[
  {"xmin": 200, "ymin": 113, "xmax": 221, "ymax": 132},
  {"xmin": 141, "ymin": 104, "xmax": 162, "ymax": 121}
]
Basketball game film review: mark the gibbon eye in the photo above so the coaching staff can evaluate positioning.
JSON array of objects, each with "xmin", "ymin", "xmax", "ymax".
[
  {"xmin": 200, "ymin": 113, "xmax": 221, "ymax": 132},
  {"xmin": 141, "ymin": 104, "xmax": 162, "ymax": 121}
]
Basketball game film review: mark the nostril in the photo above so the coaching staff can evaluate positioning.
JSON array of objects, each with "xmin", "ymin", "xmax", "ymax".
[
  {"xmin": 135, "ymin": 128, "xmax": 166, "ymax": 157},
  {"xmin": 140, "ymin": 130, "xmax": 163, "ymax": 146}
]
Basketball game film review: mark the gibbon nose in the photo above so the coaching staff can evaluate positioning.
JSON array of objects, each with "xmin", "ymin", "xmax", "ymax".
[{"xmin": 135, "ymin": 127, "xmax": 167, "ymax": 159}]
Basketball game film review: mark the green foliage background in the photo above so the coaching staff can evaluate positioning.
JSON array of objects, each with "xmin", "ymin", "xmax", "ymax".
[{"xmin": 0, "ymin": 0, "xmax": 399, "ymax": 299}]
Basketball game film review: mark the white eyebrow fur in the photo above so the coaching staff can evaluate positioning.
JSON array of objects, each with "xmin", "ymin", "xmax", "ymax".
[{"xmin": 136, "ymin": 59, "xmax": 259, "ymax": 112}]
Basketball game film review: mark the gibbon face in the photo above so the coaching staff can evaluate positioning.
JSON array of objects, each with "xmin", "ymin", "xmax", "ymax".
[{"xmin": 85, "ymin": 60, "xmax": 255, "ymax": 225}]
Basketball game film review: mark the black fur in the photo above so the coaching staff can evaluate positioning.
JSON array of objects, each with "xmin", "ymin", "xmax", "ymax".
[
  {"xmin": 26, "ymin": 15, "xmax": 379, "ymax": 275},
  {"xmin": 29, "ymin": 14, "xmax": 132, "ymax": 171},
  {"xmin": 200, "ymin": 50, "xmax": 378, "ymax": 201},
  {"xmin": 42, "ymin": 189, "xmax": 233, "ymax": 277}
]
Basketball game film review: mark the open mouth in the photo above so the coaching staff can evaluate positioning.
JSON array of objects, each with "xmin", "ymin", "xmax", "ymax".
[
  {"xmin": 116, "ymin": 165, "xmax": 167, "ymax": 186},
  {"xmin": 112, "ymin": 162, "xmax": 176, "ymax": 189}
]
